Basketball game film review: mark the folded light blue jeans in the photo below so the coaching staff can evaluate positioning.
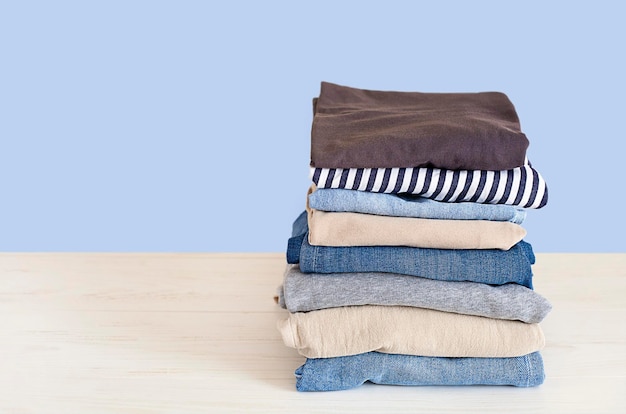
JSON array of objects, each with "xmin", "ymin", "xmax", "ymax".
[
  {"xmin": 295, "ymin": 351, "xmax": 545, "ymax": 391},
  {"xmin": 286, "ymin": 212, "xmax": 536, "ymax": 288},
  {"xmin": 308, "ymin": 187, "xmax": 527, "ymax": 223}
]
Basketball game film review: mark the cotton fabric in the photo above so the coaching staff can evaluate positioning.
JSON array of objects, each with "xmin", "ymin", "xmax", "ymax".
[
  {"xmin": 311, "ymin": 82, "xmax": 529, "ymax": 171},
  {"xmin": 311, "ymin": 163, "xmax": 548, "ymax": 209},
  {"xmin": 277, "ymin": 305, "xmax": 545, "ymax": 358},
  {"xmin": 307, "ymin": 205, "xmax": 526, "ymax": 250},
  {"xmin": 276, "ymin": 264, "xmax": 552, "ymax": 323}
]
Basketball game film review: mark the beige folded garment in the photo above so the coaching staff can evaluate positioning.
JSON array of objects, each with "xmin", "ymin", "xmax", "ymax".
[
  {"xmin": 277, "ymin": 305, "xmax": 545, "ymax": 358},
  {"xmin": 307, "ymin": 200, "xmax": 526, "ymax": 250}
]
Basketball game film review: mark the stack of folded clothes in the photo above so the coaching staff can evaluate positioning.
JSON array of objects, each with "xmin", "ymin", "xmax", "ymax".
[{"xmin": 275, "ymin": 81, "xmax": 551, "ymax": 392}]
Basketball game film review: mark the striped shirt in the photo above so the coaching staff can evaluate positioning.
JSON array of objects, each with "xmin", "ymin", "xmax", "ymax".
[{"xmin": 310, "ymin": 163, "xmax": 548, "ymax": 209}]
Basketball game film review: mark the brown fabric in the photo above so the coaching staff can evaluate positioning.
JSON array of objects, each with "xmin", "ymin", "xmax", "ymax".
[{"xmin": 310, "ymin": 82, "xmax": 529, "ymax": 170}]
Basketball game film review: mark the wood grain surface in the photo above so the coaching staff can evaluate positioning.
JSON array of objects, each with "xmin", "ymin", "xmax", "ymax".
[{"xmin": 1, "ymin": 253, "xmax": 624, "ymax": 413}]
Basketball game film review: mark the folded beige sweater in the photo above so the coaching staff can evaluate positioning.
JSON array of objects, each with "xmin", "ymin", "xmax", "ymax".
[
  {"xmin": 306, "ymin": 205, "xmax": 526, "ymax": 250},
  {"xmin": 277, "ymin": 305, "xmax": 545, "ymax": 358}
]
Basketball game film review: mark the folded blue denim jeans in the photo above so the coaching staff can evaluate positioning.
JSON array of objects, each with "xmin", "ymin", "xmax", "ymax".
[
  {"xmin": 308, "ymin": 186, "xmax": 527, "ymax": 223},
  {"xmin": 287, "ymin": 212, "xmax": 535, "ymax": 288},
  {"xmin": 295, "ymin": 351, "xmax": 545, "ymax": 391}
]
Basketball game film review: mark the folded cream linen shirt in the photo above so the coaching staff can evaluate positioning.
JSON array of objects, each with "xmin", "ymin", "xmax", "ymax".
[
  {"xmin": 306, "ymin": 202, "xmax": 527, "ymax": 250},
  {"xmin": 277, "ymin": 305, "xmax": 545, "ymax": 359}
]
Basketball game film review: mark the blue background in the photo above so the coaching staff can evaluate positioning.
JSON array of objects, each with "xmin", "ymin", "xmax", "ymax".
[{"xmin": 1, "ymin": 1, "xmax": 624, "ymax": 252}]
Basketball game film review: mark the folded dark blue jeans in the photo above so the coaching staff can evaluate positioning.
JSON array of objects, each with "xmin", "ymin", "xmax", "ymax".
[
  {"xmin": 286, "ymin": 211, "xmax": 535, "ymax": 288},
  {"xmin": 295, "ymin": 351, "xmax": 545, "ymax": 391}
]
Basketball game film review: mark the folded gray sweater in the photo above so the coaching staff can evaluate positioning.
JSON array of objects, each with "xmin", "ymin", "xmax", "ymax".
[{"xmin": 276, "ymin": 265, "xmax": 551, "ymax": 323}]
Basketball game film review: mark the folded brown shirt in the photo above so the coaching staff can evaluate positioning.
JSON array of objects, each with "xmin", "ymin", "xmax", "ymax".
[{"xmin": 311, "ymin": 81, "xmax": 529, "ymax": 171}]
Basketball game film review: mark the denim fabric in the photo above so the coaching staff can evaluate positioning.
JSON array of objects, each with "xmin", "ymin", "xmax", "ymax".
[
  {"xmin": 286, "ymin": 210, "xmax": 308, "ymax": 264},
  {"xmin": 295, "ymin": 351, "xmax": 545, "ymax": 391},
  {"xmin": 308, "ymin": 186, "xmax": 527, "ymax": 224},
  {"xmin": 286, "ymin": 212, "xmax": 536, "ymax": 288}
]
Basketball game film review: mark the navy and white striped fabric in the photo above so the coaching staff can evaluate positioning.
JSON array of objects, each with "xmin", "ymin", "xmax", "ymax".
[{"xmin": 310, "ymin": 164, "xmax": 548, "ymax": 209}]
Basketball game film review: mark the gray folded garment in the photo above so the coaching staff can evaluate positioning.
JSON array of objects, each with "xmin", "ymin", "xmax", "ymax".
[
  {"xmin": 311, "ymin": 81, "xmax": 529, "ymax": 171},
  {"xmin": 276, "ymin": 265, "xmax": 552, "ymax": 323}
]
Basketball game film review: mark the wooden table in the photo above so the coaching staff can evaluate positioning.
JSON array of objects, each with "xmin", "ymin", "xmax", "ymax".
[{"xmin": 1, "ymin": 253, "xmax": 624, "ymax": 413}]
